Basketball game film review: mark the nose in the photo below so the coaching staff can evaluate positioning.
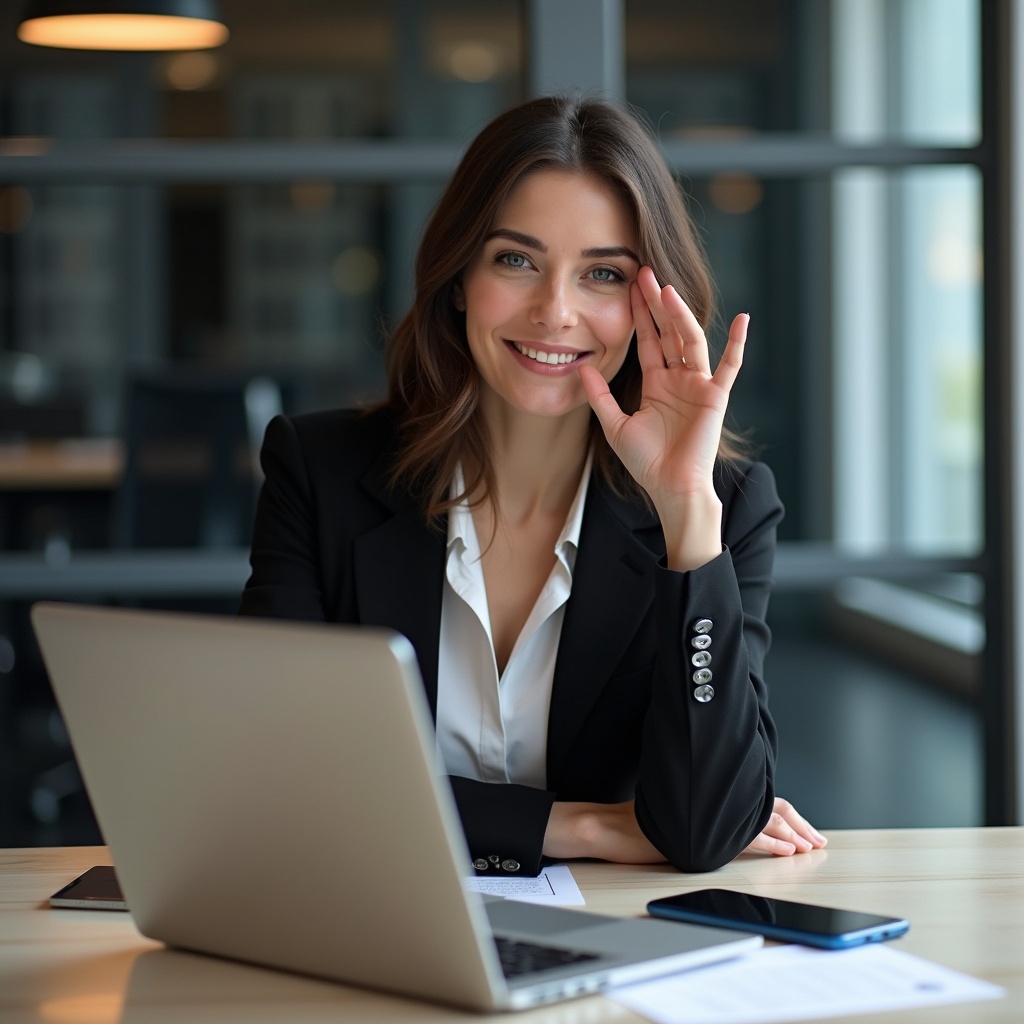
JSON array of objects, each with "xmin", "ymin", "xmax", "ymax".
[{"xmin": 529, "ymin": 276, "xmax": 578, "ymax": 331}]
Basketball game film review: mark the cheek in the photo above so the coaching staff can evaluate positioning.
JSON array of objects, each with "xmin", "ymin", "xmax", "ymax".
[
  {"xmin": 463, "ymin": 276, "xmax": 516, "ymax": 329},
  {"xmin": 586, "ymin": 299, "xmax": 635, "ymax": 381},
  {"xmin": 591, "ymin": 297, "xmax": 636, "ymax": 354}
]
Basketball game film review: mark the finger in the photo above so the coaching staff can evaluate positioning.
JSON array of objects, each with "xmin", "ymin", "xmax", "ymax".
[
  {"xmin": 744, "ymin": 833, "xmax": 797, "ymax": 857},
  {"xmin": 578, "ymin": 363, "xmax": 629, "ymax": 443},
  {"xmin": 710, "ymin": 312, "xmax": 749, "ymax": 394},
  {"xmin": 761, "ymin": 813, "xmax": 813, "ymax": 853},
  {"xmin": 771, "ymin": 798, "xmax": 828, "ymax": 848},
  {"xmin": 633, "ymin": 267, "xmax": 679, "ymax": 359},
  {"xmin": 630, "ymin": 278, "xmax": 668, "ymax": 375},
  {"xmin": 636, "ymin": 266, "xmax": 711, "ymax": 373}
]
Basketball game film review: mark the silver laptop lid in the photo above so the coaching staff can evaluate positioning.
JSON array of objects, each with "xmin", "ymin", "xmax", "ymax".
[{"xmin": 31, "ymin": 602, "xmax": 506, "ymax": 1009}]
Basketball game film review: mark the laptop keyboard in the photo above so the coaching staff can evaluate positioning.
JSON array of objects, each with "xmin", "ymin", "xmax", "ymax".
[{"xmin": 494, "ymin": 936, "xmax": 601, "ymax": 978}]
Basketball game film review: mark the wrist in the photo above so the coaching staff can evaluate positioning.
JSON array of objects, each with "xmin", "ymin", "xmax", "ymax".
[
  {"xmin": 542, "ymin": 802, "xmax": 600, "ymax": 860},
  {"xmin": 657, "ymin": 489, "xmax": 723, "ymax": 571}
]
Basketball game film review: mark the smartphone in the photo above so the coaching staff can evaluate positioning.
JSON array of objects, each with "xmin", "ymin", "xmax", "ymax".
[
  {"xmin": 49, "ymin": 865, "xmax": 128, "ymax": 910},
  {"xmin": 647, "ymin": 888, "xmax": 908, "ymax": 950}
]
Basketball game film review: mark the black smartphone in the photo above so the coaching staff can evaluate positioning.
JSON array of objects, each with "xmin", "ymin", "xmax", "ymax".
[
  {"xmin": 49, "ymin": 865, "xmax": 127, "ymax": 910},
  {"xmin": 647, "ymin": 888, "xmax": 908, "ymax": 950}
]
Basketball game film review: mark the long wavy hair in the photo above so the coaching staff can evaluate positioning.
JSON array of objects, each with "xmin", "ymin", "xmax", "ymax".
[{"xmin": 383, "ymin": 94, "xmax": 737, "ymax": 524}]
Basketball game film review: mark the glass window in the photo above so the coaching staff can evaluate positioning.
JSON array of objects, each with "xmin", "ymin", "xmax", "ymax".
[{"xmin": 832, "ymin": 166, "xmax": 982, "ymax": 554}]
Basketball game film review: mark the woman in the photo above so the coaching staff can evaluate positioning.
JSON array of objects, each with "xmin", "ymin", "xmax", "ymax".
[{"xmin": 240, "ymin": 95, "xmax": 825, "ymax": 875}]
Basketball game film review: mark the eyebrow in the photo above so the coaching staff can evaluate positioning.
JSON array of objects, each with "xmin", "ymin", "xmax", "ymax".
[{"xmin": 485, "ymin": 228, "xmax": 640, "ymax": 264}]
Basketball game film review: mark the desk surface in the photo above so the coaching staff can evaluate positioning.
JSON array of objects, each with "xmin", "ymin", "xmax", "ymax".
[{"xmin": 1, "ymin": 829, "xmax": 1021, "ymax": 1023}]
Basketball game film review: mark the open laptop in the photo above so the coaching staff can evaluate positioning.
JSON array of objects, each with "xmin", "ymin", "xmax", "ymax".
[{"xmin": 31, "ymin": 602, "xmax": 762, "ymax": 1011}]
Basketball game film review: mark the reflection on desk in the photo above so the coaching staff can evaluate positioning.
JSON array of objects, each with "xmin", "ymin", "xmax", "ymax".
[
  {"xmin": 2, "ymin": 828, "xmax": 1022, "ymax": 1023},
  {"xmin": 0, "ymin": 439, "xmax": 123, "ymax": 491}
]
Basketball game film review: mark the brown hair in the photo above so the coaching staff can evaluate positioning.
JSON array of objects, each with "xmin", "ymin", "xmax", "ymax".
[{"xmin": 383, "ymin": 94, "xmax": 738, "ymax": 524}]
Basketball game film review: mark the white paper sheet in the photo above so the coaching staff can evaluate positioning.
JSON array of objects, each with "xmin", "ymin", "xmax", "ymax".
[
  {"xmin": 608, "ymin": 943, "xmax": 1004, "ymax": 1024},
  {"xmin": 464, "ymin": 864, "xmax": 584, "ymax": 905}
]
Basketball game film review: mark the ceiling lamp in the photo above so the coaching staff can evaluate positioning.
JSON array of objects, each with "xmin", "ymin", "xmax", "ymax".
[{"xmin": 17, "ymin": 1, "xmax": 229, "ymax": 51}]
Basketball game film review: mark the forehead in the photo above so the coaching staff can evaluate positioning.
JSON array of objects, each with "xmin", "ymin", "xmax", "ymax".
[{"xmin": 494, "ymin": 169, "xmax": 637, "ymax": 244}]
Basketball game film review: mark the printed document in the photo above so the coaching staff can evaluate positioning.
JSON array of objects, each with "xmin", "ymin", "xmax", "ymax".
[
  {"xmin": 464, "ymin": 864, "xmax": 584, "ymax": 905},
  {"xmin": 608, "ymin": 943, "xmax": 1004, "ymax": 1024}
]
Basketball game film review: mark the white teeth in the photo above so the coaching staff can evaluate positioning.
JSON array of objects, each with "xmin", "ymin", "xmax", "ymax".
[{"xmin": 514, "ymin": 342, "xmax": 579, "ymax": 365}]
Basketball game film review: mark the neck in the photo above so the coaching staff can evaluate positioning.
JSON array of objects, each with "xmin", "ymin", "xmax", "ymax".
[{"xmin": 473, "ymin": 396, "xmax": 592, "ymax": 523}]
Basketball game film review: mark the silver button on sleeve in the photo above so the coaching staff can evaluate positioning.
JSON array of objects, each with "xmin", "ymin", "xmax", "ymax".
[
  {"xmin": 693, "ymin": 684, "xmax": 715, "ymax": 703},
  {"xmin": 694, "ymin": 618, "xmax": 714, "ymax": 634},
  {"xmin": 692, "ymin": 667, "xmax": 713, "ymax": 685},
  {"xmin": 691, "ymin": 634, "xmax": 712, "ymax": 650},
  {"xmin": 691, "ymin": 650, "xmax": 711, "ymax": 668}
]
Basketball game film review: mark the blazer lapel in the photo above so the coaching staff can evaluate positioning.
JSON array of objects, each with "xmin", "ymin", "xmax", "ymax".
[
  {"xmin": 352, "ymin": 449, "xmax": 446, "ymax": 719},
  {"xmin": 546, "ymin": 480, "xmax": 663, "ymax": 787}
]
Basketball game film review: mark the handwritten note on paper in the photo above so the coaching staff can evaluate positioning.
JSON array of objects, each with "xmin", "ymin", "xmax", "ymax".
[
  {"xmin": 608, "ymin": 943, "xmax": 1004, "ymax": 1024},
  {"xmin": 464, "ymin": 864, "xmax": 584, "ymax": 905}
]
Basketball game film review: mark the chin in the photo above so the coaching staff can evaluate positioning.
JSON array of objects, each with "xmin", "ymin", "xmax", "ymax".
[{"xmin": 510, "ymin": 389, "xmax": 590, "ymax": 420}]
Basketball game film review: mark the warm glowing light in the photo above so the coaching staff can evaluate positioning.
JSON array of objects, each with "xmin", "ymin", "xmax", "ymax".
[
  {"xmin": 165, "ymin": 50, "xmax": 220, "ymax": 89},
  {"xmin": 708, "ymin": 172, "xmax": 764, "ymax": 215},
  {"xmin": 447, "ymin": 42, "xmax": 501, "ymax": 83},
  {"xmin": 38, "ymin": 992, "xmax": 125, "ymax": 1024},
  {"xmin": 0, "ymin": 187, "xmax": 34, "ymax": 234},
  {"xmin": 289, "ymin": 181, "xmax": 336, "ymax": 214},
  {"xmin": 18, "ymin": 14, "xmax": 228, "ymax": 51}
]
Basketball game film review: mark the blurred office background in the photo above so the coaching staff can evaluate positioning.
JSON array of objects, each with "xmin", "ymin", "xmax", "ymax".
[{"xmin": 0, "ymin": 0, "xmax": 1016, "ymax": 845}]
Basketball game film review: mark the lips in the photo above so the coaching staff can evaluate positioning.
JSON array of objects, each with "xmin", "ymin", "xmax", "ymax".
[{"xmin": 510, "ymin": 341, "xmax": 584, "ymax": 365}]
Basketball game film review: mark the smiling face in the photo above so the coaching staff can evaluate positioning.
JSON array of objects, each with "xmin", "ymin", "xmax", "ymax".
[{"xmin": 457, "ymin": 169, "xmax": 640, "ymax": 426}]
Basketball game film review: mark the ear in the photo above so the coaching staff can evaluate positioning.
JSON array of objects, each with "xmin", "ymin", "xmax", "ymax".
[{"xmin": 452, "ymin": 279, "xmax": 466, "ymax": 312}]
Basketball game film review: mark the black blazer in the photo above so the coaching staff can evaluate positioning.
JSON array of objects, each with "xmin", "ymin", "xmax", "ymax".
[{"xmin": 240, "ymin": 407, "xmax": 783, "ymax": 874}]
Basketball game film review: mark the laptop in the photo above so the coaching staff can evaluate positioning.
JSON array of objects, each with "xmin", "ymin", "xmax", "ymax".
[{"xmin": 31, "ymin": 601, "xmax": 762, "ymax": 1011}]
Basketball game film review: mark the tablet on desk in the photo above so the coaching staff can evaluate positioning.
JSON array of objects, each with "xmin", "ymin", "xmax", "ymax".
[{"xmin": 49, "ymin": 865, "xmax": 127, "ymax": 910}]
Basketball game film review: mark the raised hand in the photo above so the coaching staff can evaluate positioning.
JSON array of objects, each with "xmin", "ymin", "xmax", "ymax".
[{"xmin": 577, "ymin": 265, "xmax": 748, "ymax": 570}]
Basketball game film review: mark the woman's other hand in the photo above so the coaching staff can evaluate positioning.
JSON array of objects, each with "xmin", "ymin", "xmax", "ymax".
[
  {"xmin": 543, "ymin": 796, "xmax": 825, "ymax": 864},
  {"xmin": 542, "ymin": 800, "xmax": 667, "ymax": 863},
  {"xmin": 743, "ymin": 797, "xmax": 827, "ymax": 856}
]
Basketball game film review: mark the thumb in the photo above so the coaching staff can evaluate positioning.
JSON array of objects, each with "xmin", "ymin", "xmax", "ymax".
[{"xmin": 577, "ymin": 364, "xmax": 628, "ymax": 444}]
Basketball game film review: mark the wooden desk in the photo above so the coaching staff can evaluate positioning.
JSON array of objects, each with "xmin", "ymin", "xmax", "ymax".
[{"xmin": 1, "ymin": 829, "xmax": 1021, "ymax": 1023}]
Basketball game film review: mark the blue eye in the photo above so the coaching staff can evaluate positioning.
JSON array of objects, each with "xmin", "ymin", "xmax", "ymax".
[
  {"xmin": 497, "ymin": 251, "xmax": 530, "ymax": 269},
  {"xmin": 591, "ymin": 266, "xmax": 624, "ymax": 283}
]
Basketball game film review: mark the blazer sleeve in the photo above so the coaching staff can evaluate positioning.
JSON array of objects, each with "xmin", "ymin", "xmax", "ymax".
[
  {"xmin": 447, "ymin": 778, "xmax": 555, "ymax": 876},
  {"xmin": 633, "ymin": 459, "xmax": 783, "ymax": 872}
]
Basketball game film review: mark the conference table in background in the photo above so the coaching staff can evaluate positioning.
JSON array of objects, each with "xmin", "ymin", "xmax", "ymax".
[
  {"xmin": 0, "ymin": 438, "xmax": 251, "ymax": 600},
  {"xmin": 0, "ymin": 827, "xmax": 1021, "ymax": 1023},
  {"xmin": 0, "ymin": 439, "xmax": 123, "ymax": 491}
]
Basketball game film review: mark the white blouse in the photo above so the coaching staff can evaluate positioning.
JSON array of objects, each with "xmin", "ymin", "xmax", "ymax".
[{"xmin": 435, "ymin": 457, "xmax": 592, "ymax": 790}]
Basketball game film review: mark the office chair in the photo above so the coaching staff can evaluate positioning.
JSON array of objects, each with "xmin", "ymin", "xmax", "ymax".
[
  {"xmin": 28, "ymin": 370, "xmax": 282, "ymax": 827},
  {"xmin": 111, "ymin": 371, "xmax": 281, "ymax": 550}
]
